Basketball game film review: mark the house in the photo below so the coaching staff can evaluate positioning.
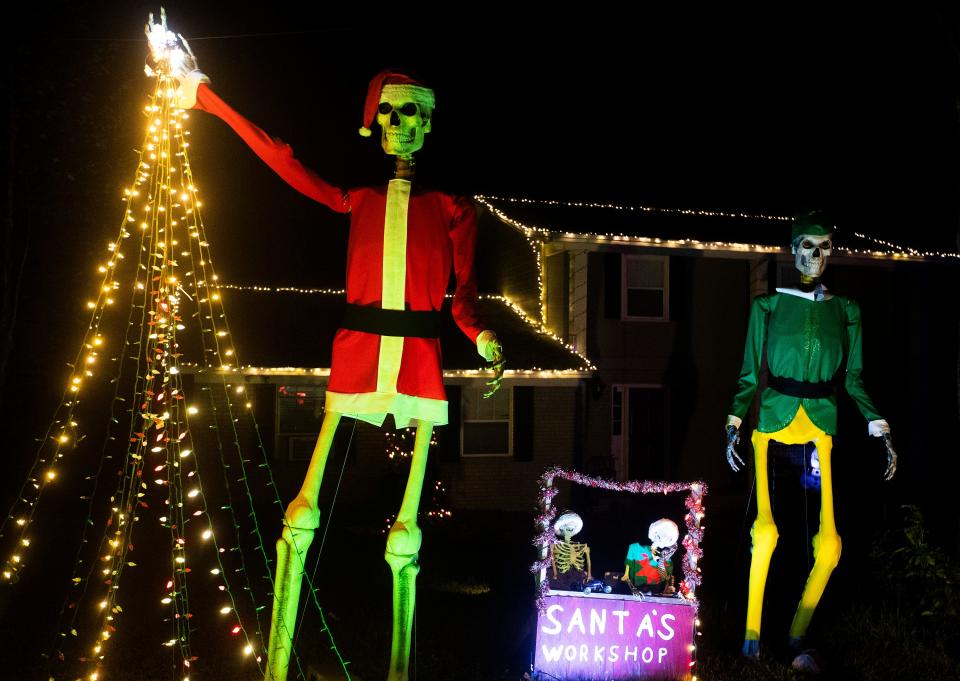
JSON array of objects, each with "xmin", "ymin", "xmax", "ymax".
[
  {"xmin": 473, "ymin": 195, "xmax": 959, "ymax": 501},
  {"xmin": 183, "ymin": 195, "xmax": 959, "ymax": 516}
]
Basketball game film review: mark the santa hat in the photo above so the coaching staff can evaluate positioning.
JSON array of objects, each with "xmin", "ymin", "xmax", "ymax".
[{"xmin": 358, "ymin": 69, "xmax": 435, "ymax": 137}]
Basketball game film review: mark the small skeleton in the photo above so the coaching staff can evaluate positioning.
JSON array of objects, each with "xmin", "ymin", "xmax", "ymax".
[{"xmin": 551, "ymin": 512, "xmax": 592, "ymax": 581}]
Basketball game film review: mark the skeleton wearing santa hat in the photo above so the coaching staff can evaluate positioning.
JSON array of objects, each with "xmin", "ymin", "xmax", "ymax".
[{"xmin": 169, "ymin": 47, "xmax": 502, "ymax": 681}]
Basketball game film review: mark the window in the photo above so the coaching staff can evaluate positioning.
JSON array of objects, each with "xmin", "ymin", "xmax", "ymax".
[
  {"xmin": 622, "ymin": 255, "xmax": 669, "ymax": 320},
  {"xmin": 461, "ymin": 384, "xmax": 512, "ymax": 457},
  {"xmin": 276, "ymin": 384, "xmax": 326, "ymax": 460}
]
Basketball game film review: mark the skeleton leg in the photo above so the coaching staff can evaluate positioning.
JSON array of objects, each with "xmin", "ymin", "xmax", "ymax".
[
  {"xmin": 789, "ymin": 435, "xmax": 840, "ymax": 642},
  {"xmin": 384, "ymin": 419, "xmax": 433, "ymax": 681},
  {"xmin": 267, "ymin": 411, "xmax": 342, "ymax": 681},
  {"xmin": 743, "ymin": 429, "xmax": 778, "ymax": 656}
]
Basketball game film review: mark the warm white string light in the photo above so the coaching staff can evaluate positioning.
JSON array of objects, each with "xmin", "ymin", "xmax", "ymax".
[
  {"xmin": 204, "ymin": 286, "xmax": 596, "ymax": 374},
  {"xmin": 476, "ymin": 195, "xmax": 960, "ymax": 261},
  {"xmin": 476, "ymin": 194, "xmax": 791, "ymax": 223}
]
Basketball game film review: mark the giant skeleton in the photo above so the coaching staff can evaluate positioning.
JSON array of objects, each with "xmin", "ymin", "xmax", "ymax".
[
  {"xmin": 725, "ymin": 213, "xmax": 897, "ymax": 669},
  {"xmin": 155, "ymin": 25, "xmax": 504, "ymax": 681}
]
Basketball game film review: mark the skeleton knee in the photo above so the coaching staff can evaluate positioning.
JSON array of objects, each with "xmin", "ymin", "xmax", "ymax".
[
  {"xmin": 385, "ymin": 519, "xmax": 422, "ymax": 559},
  {"xmin": 812, "ymin": 532, "xmax": 842, "ymax": 569},
  {"xmin": 751, "ymin": 519, "xmax": 779, "ymax": 554}
]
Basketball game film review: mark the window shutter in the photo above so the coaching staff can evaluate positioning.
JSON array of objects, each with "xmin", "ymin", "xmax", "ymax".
[
  {"xmin": 513, "ymin": 386, "xmax": 534, "ymax": 461},
  {"xmin": 603, "ymin": 253, "xmax": 621, "ymax": 319}
]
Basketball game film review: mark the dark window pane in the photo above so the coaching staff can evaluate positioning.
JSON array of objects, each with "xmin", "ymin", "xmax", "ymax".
[
  {"xmin": 626, "ymin": 289, "xmax": 663, "ymax": 318},
  {"xmin": 463, "ymin": 421, "xmax": 510, "ymax": 455},
  {"xmin": 628, "ymin": 388, "xmax": 666, "ymax": 479},
  {"xmin": 626, "ymin": 258, "xmax": 664, "ymax": 288},
  {"xmin": 513, "ymin": 387, "xmax": 533, "ymax": 461},
  {"xmin": 288, "ymin": 436, "xmax": 316, "ymax": 461},
  {"xmin": 277, "ymin": 385, "xmax": 325, "ymax": 433}
]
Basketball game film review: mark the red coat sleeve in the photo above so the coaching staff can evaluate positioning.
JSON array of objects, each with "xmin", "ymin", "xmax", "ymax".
[
  {"xmin": 449, "ymin": 196, "xmax": 486, "ymax": 344},
  {"xmin": 194, "ymin": 84, "xmax": 350, "ymax": 213}
]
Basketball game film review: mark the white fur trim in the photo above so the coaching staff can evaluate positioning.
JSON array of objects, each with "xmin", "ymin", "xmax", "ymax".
[
  {"xmin": 380, "ymin": 84, "xmax": 435, "ymax": 111},
  {"xmin": 176, "ymin": 70, "xmax": 209, "ymax": 110},
  {"xmin": 325, "ymin": 391, "xmax": 448, "ymax": 428}
]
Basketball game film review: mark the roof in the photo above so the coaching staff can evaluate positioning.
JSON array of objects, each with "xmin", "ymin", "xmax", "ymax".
[
  {"xmin": 477, "ymin": 195, "xmax": 960, "ymax": 262},
  {"xmin": 182, "ymin": 286, "xmax": 593, "ymax": 377}
]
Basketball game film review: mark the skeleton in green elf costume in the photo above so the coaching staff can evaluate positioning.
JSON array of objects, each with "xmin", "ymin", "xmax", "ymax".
[{"xmin": 725, "ymin": 212, "xmax": 897, "ymax": 669}]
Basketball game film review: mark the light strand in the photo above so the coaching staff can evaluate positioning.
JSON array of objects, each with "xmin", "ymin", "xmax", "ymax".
[
  {"xmin": 475, "ymin": 194, "xmax": 792, "ymax": 223},
  {"xmin": 476, "ymin": 196, "xmax": 959, "ymax": 261}
]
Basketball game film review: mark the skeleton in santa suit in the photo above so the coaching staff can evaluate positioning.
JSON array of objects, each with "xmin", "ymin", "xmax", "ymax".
[
  {"xmin": 725, "ymin": 212, "xmax": 896, "ymax": 671},
  {"xmin": 173, "ymin": 60, "xmax": 503, "ymax": 681}
]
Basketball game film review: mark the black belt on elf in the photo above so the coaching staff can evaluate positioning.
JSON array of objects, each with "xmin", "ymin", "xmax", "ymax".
[
  {"xmin": 768, "ymin": 373, "xmax": 837, "ymax": 399},
  {"xmin": 341, "ymin": 303, "xmax": 442, "ymax": 338}
]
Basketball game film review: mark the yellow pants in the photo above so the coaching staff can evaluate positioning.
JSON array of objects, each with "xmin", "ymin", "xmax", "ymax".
[{"xmin": 744, "ymin": 406, "xmax": 841, "ymax": 644}]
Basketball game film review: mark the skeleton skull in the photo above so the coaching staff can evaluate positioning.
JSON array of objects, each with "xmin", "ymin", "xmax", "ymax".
[
  {"xmin": 648, "ymin": 518, "xmax": 679, "ymax": 550},
  {"xmin": 792, "ymin": 233, "xmax": 833, "ymax": 279},
  {"xmin": 377, "ymin": 84, "xmax": 433, "ymax": 158},
  {"xmin": 554, "ymin": 512, "xmax": 584, "ymax": 540}
]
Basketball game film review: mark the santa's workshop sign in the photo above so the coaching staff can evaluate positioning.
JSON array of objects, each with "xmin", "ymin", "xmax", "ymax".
[{"xmin": 535, "ymin": 592, "xmax": 697, "ymax": 680}]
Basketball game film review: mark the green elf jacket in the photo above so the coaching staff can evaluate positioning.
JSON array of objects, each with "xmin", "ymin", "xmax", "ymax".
[{"xmin": 729, "ymin": 289, "xmax": 883, "ymax": 435}]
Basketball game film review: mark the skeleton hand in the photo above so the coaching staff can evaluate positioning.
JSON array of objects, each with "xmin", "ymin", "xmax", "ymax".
[
  {"xmin": 144, "ymin": 11, "xmax": 208, "ymax": 108},
  {"xmin": 478, "ymin": 331, "xmax": 504, "ymax": 398},
  {"xmin": 868, "ymin": 419, "xmax": 896, "ymax": 481},
  {"xmin": 726, "ymin": 424, "xmax": 745, "ymax": 472}
]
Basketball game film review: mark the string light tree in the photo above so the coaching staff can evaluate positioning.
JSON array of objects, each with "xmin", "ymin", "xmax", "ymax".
[{"xmin": 0, "ymin": 11, "xmax": 347, "ymax": 681}]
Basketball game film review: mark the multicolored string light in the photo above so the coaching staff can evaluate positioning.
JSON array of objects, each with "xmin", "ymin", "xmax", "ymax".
[{"xmin": 0, "ymin": 32, "xmax": 352, "ymax": 677}]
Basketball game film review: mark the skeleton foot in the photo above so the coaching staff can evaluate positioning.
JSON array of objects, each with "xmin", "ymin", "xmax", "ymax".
[
  {"xmin": 384, "ymin": 520, "xmax": 422, "ymax": 681},
  {"xmin": 266, "ymin": 513, "xmax": 317, "ymax": 681}
]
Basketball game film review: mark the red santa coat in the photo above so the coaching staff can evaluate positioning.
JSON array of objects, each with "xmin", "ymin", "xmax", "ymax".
[{"xmin": 195, "ymin": 85, "xmax": 485, "ymax": 427}]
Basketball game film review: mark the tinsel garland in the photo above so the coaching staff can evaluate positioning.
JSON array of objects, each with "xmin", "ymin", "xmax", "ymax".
[{"xmin": 531, "ymin": 466, "xmax": 707, "ymax": 612}]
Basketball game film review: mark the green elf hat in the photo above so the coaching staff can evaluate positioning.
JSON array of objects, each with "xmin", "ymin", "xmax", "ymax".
[{"xmin": 791, "ymin": 211, "xmax": 833, "ymax": 242}]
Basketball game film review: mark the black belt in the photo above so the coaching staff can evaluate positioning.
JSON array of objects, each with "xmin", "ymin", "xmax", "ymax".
[
  {"xmin": 768, "ymin": 374, "xmax": 837, "ymax": 399},
  {"xmin": 341, "ymin": 303, "xmax": 442, "ymax": 338}
]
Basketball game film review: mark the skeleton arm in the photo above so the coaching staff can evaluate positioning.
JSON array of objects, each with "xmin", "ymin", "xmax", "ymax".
[
  {"xmin": 843, "ymin": 299, "xmax": 896, "ymax": 479},
  {"xmin": 449, "ymin": 199, "xmax": 504, "ymax": 394},
  {"xmin": 725, "ymin": 295, "xmax": 772, "ymax": 471},
  {"xmin": 193, "ymin": 85, "xmax": 351, "ymax": 213}
]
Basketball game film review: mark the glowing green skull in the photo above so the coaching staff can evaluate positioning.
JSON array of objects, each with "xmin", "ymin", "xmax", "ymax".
[{"xmin": 377, "ymin": 84, "xmax": 433, "ymax": 158}]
